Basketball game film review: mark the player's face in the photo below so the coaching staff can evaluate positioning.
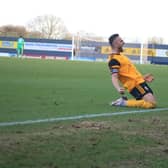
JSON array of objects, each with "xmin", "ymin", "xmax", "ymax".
[
  {"xmin": 114, "ymin": 36, "xmax": 124, "ymax": 52},
  {"xmin": 115, "ymin": 37, "xmax": 124, "ymax": 47}
]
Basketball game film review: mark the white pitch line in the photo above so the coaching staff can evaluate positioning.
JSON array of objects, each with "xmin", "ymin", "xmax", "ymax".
[{"xmin": 0, "ymin": 108, "xmax": 168, "ymax": 127}]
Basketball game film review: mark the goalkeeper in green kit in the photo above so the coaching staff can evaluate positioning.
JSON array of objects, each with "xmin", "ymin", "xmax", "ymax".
[{"xmin": 17, "ymin": 36, "xmax": 24, "ymax": 58}]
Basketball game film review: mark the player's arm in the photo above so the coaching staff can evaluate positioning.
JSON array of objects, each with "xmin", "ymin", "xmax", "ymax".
[
  {"xmin": 112, "ymin": 73, "xmax": 125, "ymax": 94},
  {"xmin": 108, "ymin": 59, "xmax": 125, "ymax": 94}
]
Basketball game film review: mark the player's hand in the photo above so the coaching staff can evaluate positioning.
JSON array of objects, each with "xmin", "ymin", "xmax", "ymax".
[
  {"xmin": 143, "ymin": 73, "xmax": 154, "ymax": 83},
  {"xmin": 117, "ymin": 87, "xmax": 125, "ymax": 94}
]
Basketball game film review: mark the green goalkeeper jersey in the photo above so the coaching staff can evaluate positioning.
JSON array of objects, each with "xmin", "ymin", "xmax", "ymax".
[{"xmin": 17, "ymin": 37, "xmax": 24, "ymax": 48}]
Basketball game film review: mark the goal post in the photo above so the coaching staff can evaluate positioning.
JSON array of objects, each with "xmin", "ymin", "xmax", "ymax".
[{"xmin": 140, "ymin": 38, "xmax": 149, "ymax": 64}]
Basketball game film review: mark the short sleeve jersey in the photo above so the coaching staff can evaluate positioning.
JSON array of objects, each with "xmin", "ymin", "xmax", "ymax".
[
  {"xmin": 17, "ymin": 38, "xmax": 24, "ymax": 48},
  {"xmin": 108, "ymin": 53, "xmax": 145, "ymax": 91}
]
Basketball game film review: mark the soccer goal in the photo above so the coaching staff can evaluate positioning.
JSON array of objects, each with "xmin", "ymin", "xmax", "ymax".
[
  {"xmin": 72, "ymin": 34, "xmax": 154, "ymax": 64},
  {"xmin": 72, "ymin": 33, "xmax": 108, "ymax": 62}
]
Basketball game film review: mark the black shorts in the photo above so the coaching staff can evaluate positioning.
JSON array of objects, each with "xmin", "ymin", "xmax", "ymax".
[{"xmin": 130, "ymin": 82, "xmax": 153, "ymax": 100}]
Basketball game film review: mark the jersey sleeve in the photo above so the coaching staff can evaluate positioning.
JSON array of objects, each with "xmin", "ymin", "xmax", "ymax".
[{"xmin": 108, "ymin": 59, "xmax": 120, "ymax": 74}]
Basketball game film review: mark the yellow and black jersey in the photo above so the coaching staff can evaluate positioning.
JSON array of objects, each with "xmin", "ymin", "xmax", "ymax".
[{"xmin": 108, "ymin": 53, "xmax": 145, "ymax": 91}]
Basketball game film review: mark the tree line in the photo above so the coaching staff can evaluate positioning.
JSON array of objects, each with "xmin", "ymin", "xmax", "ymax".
[
  {"xmin": 0, "ymin": 14, "xmax": 104, "ymax": 42},
  {"xmin": 0, "ymin": 15, "xmax": 71, "ymax": 39}
]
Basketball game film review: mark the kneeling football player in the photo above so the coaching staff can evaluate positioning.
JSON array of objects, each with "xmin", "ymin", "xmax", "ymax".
[{"xmin": 108, "ymin": 34, "xmax": 156, "ymax": 109}]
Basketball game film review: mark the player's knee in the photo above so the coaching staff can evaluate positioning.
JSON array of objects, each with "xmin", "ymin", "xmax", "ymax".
[
  {"xmin": 143, "ymin": 93, "xmax": 156, "ymax": 106},
  {"xmin": 143, "ymin": 101, "xmax": 157, "ymax": 109},
  {"xmin": 148, "ymin": 98, "xmax": 157, "ymax": 108}
]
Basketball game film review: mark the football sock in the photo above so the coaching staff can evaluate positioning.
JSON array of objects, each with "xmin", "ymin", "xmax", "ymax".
[{"xmin": 126, "ymin": 99, "xmax": 156, "ymax": 109}]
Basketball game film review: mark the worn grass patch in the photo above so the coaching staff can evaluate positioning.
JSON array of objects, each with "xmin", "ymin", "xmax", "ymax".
[{"xmin": 0, "ymin": 112, "xmax": 168, "ymax": 168}]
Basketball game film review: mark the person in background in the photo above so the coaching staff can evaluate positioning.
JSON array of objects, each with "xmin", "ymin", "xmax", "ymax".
[{"xmin": 17, "ymin": 36, "xmax": 24, "ymax": 58}]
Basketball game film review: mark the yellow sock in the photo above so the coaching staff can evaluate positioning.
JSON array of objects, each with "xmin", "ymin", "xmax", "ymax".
[{"xmin": 126, "ymin": 99, "xmax": 156, "ymax": 109}]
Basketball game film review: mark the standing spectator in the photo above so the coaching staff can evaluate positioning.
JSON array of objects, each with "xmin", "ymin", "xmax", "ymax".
[{"xmin": 17, "ymin": 36, "xmax": 24, "ymax": 58}]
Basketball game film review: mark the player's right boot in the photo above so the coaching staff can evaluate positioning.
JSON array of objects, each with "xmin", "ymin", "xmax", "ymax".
[{"xmin": 110, "ymin": 97, "xmax": 126, "ymax": 106}]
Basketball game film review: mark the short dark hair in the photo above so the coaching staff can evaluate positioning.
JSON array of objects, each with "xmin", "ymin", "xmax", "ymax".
[{"xmin": 109, "ymin": 34, "xmax": 119, "ymax": 46}]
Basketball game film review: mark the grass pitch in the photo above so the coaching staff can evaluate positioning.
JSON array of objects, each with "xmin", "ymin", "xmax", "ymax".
[{"xmin": 0, "ymin": 57, "xmax": 168, "ymax": 168}]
